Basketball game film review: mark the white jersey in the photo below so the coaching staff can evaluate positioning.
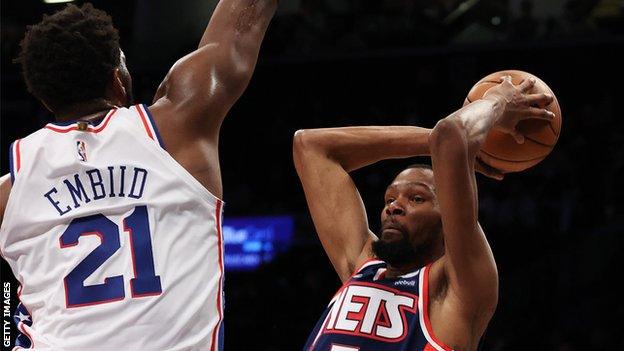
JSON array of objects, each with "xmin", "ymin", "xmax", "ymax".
[{"xmin": 0, "ymin": 105, "xmax": 225, "ymax": 351}]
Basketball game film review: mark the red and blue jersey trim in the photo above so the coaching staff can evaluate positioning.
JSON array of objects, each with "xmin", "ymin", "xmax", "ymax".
[
  {"xmin": 418, "ymin": 264, "xmax": 453, "ymax": 351},
  {"xmin": 135, "ymin": 104, "xmax": 166, "ymax": 150},
  {"xmin": 305, "ymin": 261, "xmax": 454, "ymax": 351},
  {"xmin": 44, "ymin": 109, "xmax": 118, "ymax": 133},
  {"xmin": 210, "ymin": 200, "xmax": 225, "ymax": 351},
  {"xmin": 8, "ymin": 139, "xmax": 21, "ymax": 183}
]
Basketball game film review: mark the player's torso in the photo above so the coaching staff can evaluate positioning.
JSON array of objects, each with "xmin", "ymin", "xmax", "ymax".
[
  {"xmin": 304, "ymin": 260, "xmax": 451, "ymax": 351},
  {"xmin": 0, "ymin": 105, "xmax": 225, "ymax": 351}
]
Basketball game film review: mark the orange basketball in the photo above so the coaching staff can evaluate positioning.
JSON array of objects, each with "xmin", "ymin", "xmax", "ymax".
[{"xmin": 464, "ymin": 70, "xmax": 562, "ymax": 173}]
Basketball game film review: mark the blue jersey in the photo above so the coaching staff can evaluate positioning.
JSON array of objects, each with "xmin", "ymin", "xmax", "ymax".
[{"xmin": 304, "ymin": 260, "xmax": 452, "ymax": 351}]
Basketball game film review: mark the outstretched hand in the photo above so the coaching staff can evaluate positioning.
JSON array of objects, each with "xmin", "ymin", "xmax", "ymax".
[{"xmin": 483, "ymin": 76, "xmax": 555, "ymax": 144}]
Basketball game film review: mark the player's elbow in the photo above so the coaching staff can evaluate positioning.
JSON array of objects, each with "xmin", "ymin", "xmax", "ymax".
[
  {"xmin": 294, "ymin": 127, "xmax": 325, "ymax": 153},
  {"xmin": 293, "ymin": 129, "xmax": 315, "ymax": 167}
]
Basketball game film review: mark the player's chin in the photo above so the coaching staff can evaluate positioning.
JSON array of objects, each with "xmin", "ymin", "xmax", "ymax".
[{"xmin": 380, "ymin": 228, "xmax": 407, "ymax": 242}]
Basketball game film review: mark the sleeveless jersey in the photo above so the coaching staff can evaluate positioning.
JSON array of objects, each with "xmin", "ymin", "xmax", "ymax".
[
  {"xmin": 0, "ymin": 105, "xmax": 225, "ymax": 351},
  {"xmin": 304, "ymin": 260, "xmax": 453, "ymax": 351}
]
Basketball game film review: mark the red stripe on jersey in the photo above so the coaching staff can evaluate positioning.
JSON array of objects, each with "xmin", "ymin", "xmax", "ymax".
[
  {"xmin": 424, "ymin": 343, "xmax": 439, "ymax": 351},
  {"xmin": 422, "ymin": 264, "xmax": 453, "ymax": 351},
  {"xmin": 90, "ymin": 109, "xmax": 118, "ymax": 133},
  {"xmin": 15, "ymin": 139, "xmax": 21, "ymax": 172},
  {"xmin": 135, "ymin": 104, "xmax": 154, "ymax": 140},
  {"xmin": 44, "ymin": 109, "xmax": 118, "ymax": 133},
  {"xmin": 210, "ymin": 200, "xmax": 224, "ymax": 351}
]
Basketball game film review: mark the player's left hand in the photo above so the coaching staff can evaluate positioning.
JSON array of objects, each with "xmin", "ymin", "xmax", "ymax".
[
  {"xmin": 484, "ymin": 75, "xmax": 555, "ymax": 144},
  {"xmin": 475, "ymin": 156, "xmax": 504, "ymax": 180}
]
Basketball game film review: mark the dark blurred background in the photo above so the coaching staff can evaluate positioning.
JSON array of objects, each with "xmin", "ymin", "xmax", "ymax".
[{"xmin": 2, "ymin": 0, "xmax": 623, "ymax": 350}]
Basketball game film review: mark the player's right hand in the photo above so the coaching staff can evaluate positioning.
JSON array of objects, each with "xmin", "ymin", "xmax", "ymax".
[{"xmin": 484, "ymin": 75, "xmax": 555, "ymax": 144}]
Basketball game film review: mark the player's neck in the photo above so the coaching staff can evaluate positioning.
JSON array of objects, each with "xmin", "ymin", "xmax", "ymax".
[
  {"xmin": 54, "ymin": 99, "xmax": 119, "ymax": 123},
  {"xmin": 384, "ymin": 252, "xmax": 440, "ymax": 279},
  {"xmin": 384, "ymin": 261, "xmax": 425, "ymax": 279}
]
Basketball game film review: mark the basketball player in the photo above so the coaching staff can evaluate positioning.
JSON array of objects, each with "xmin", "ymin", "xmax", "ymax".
[
  {"xmin": 294, "ymin": 77, "xmax": 554, "ymax": 350},
  {"xmin": 0, "ymin": 1, "xmax": 276, "ymax": 350}
]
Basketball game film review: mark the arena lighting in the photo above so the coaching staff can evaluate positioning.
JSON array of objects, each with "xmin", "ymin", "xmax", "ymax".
[
  {"xmin": 43, "ymin": 0, "xmax": 75, "ymax": 4},
  {"xmin": 222, "ymin": 215, "xmax": 295, "ymax": 271},
  {"xmin": 443, "ymin": 0, "xmax": 481, "ymax": 25}
]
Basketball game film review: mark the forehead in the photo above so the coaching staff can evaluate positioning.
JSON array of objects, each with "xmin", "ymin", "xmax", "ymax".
[{"xmin": 387, "ymin": 168, "xmax": 435, "ymax": 193}]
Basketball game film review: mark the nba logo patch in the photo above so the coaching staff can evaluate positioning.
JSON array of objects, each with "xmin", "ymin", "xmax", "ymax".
[{"xmin": 76, "ymin": 140, "xmax": 87, "ymax": 162}]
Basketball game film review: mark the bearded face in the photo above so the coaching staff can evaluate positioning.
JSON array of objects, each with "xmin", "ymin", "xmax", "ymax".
[{"xmin": 372, "ymin": 167, "xmax": 444, "ymax": 267}]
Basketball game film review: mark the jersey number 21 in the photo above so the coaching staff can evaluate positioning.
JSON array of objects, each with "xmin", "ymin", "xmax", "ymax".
[{"xmin": 59, "ymin": 205, "xmax": 162, "ymax": 307}]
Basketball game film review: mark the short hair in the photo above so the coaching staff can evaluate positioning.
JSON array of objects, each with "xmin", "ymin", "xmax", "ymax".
[
  {"xmin": 402, "ymin": 163, "xmax": 436, "ymax": 195},
  {"xmin": 16, "ymin": 3, "xmax": 121, "ymax": 110}
]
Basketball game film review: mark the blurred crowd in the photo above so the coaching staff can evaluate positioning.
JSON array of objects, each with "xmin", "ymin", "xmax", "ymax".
[{"xmin": 263, "ymin": 0, "xmax": 622, "ymax": 56}]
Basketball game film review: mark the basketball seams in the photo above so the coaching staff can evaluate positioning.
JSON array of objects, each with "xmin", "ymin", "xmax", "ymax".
[
  {"xmin": 467, "ymin": 82, "xmax": 498, "ymax": 102},
  {"xmin": 477, "ymin": 80, "xmax": 504, "ymax": 85},
  {"xmin": 480, "ymin": 147, "xmax": 552, "ymax": 163},
  {"xmin": 524, "ymin": 135, "xmax": 555, "ymax": 147}
]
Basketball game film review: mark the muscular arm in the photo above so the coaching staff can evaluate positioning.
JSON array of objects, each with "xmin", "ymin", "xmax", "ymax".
[
  {"xmin": 293, "ymin": 127, "xmax": 430, "ymax": 282},
  {"xmin": 148, "ymin": 0, "xmax": 278, "ymax": 198},
  {"xmin": 428, "ymin": 77, "xmax": 553, "ymax": 346},
  {"xmin": 152, "ymin": 0, "xmax": 277, "ymax": 120},
  {"xmin": 428, "ymin": 98, "xmax": 503, "ymax": 330}
]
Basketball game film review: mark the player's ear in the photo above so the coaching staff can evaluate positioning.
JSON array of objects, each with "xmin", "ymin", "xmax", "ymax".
[{"xmin": 108, "ymin": 68, "xmax": 127, "ymax": 106}]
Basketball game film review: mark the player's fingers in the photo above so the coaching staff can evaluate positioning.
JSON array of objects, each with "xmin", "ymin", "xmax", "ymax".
[
  {"xmin": 522, "ymin": 107, "xmax": 555, "ymax": 120},
  {"xmin": 519, "ymin": 76, "xmax": 536, "ymax": 92},
  {"xmin": 525, "ymin": 92, "xmax": 553, "ymax": 106}
]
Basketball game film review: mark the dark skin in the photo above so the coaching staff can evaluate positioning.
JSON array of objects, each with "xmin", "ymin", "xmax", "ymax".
[
  {"xmin": 0, "ymin": 0, "xmax": 278, "ymax": 225},
  {"xmin": 378, "ymin": 167, "xmax": 444, "ymax": 276},
  {"xmin": 293, "ymin": 76, "xmax": 554, "ymax": 350}
]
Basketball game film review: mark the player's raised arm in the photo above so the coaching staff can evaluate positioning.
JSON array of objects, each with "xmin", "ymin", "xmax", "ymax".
[
  {"xmin": 293, "ymin": 127, "xmax": 430, "ymax": 282},
  {"xmin": 145, "ymin": 0, "xmax": 277, "ymax": 199},
  {"xmin": 150, "ymin": 0, "xmax": 278, "ymax": 134},
  {"xmin": 428, "ymin": 77, "xmax": 554, "ymax": 340}
]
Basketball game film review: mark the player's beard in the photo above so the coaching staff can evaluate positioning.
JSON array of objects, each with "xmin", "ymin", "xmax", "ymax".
[{"xmin": 372, "ymin": 220, "xmax": 441, "ymax": 267}]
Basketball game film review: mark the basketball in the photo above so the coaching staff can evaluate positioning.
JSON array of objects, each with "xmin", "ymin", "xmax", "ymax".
[{"xmin": 464, "ymin": 70, "xmax": 562, "ymax": 173}]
